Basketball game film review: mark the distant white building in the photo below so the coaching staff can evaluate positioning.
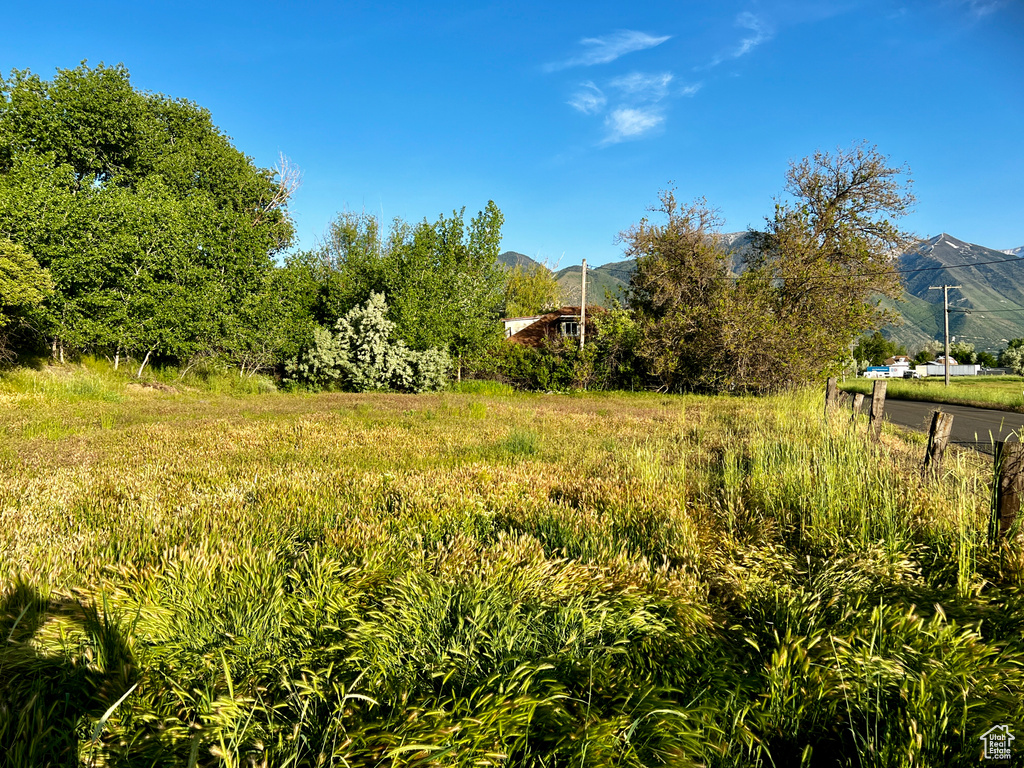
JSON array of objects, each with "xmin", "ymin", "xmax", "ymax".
[
  {"xmin": 863, "ymin": 356, "xmax": 914, "ymax": 378},
  {"xmin": 884, "ymin": 355, "xmax": 912, "ymax": 376},
  {"xmin": 915, "ymin": 357, "xmax": 981, "ymax": 377}
]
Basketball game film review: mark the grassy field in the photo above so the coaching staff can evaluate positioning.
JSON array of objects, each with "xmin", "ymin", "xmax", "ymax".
[
  {"xmin": 840, "ymin": 375, "xmax": 1024, "ymax": 411},
  {"xmin": 2, "ymin": 365, "xmax": 1023, "ymax": 766}
]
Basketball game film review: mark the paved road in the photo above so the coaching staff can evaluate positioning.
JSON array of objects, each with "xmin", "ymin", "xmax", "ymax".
[{"xmin": 878, "ymin": 399, "xmax": 1024, "ymax": 452}]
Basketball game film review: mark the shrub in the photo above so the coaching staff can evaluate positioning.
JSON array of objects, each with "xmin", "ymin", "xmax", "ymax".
[
  {"xmin": 286, "ymin": 293, "xmax": 451, "ymax": 392},
  {"xmin": 469, "ymin": 338, "xmax": 597, "ymax": 392}
]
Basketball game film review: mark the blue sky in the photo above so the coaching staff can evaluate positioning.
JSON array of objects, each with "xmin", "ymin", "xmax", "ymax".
[{"xmin": 4, "ymin": 0, "xmax": 1023, "ymax": 266}]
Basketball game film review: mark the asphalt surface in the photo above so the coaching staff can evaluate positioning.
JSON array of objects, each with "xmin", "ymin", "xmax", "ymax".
[{"xmin": 877, "ymin": 398, "xmax": 1024, "ymax": 453}]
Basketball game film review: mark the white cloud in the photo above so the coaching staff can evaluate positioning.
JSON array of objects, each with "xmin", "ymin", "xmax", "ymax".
[
  {"xmin": 679, "ymin": 82, "xmax": 703, "ymax": 97},
  {"xmin": 609, "ymin": 71, "xmax": 674, "ymax": 101},
  {"xmin": 568, "ymin": 82, "xmax": 607, "ymax": 114},
  {"xmin": 602, "ymin": 108, "xmax": 664, "ymax": 144},
  {"xmin": 545, "ymin": 30, "xmax": 671, "ymax": 72},
  {"xmin": 962, "ymin": 0, "xmax": 1007, "ymax": 16},
  {"xmin": 703, "ymin": 12, "xmax": 772, "ymax": 69}
]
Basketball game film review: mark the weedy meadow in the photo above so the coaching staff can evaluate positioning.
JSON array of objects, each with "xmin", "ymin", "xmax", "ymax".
[
  {"xmin": 1, "ymin": 366, "xmax": 1023, "ymax": 766},
  {"xmin": 841, "ymin": 375, "xmax": 1024, "ymax": 412}
]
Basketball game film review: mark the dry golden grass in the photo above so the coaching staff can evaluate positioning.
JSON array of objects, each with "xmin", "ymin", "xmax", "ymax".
[{"xmin": 1, "ymin": 369, "xmax": 1021, "ymax": 766}]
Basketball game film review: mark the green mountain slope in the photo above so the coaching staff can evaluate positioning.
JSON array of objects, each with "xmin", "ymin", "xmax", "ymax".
[
  {"xmin": 497, "ymin": 251, "xmax": 546, "ymax": 271},
  {"xmin": 884, "ymin": 234, "xmax": 1024, "ymax": 353},
  {"xmin": 555, "ymin": 264, "xmax": 630, "ymax": 307}
]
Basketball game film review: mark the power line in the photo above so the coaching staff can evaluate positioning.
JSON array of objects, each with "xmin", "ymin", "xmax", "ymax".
[
  {"xmin": 895, "ymin": 254, "xmax": 1024, "ymax": 274},
  {"xmin": 725, "ymin": 252, "xmax": 1024, "ymax": 282}
]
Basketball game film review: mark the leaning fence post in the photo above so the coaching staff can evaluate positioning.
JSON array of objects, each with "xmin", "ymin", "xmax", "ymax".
[
  {"xmin": 868, "ymin": 380, "xmax": 887, "ymax": 439},
  {"xmin": 851, "ymin": 393, "xmax": 865, "ymax": 423},
  {"xmin": 924, "ymin": 410, "xmax": 954, "ymax": 474},
  {"xmin": 825, "ymin": 377, "xmax": 839, "ymax": 415},
  {"xmin": 993, "ymin": 441, "xmax": 1024, "ymax": 540}
]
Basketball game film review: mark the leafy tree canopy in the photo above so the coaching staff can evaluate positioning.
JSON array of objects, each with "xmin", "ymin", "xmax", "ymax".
[
  {"xmin": 0, "ymin": 239, "xmax": 51, "ymax": 361},
  {"xmin": 625, "ymin": 143, "xmax": 912, "ymax": 393},
  {"xmin": 0, "ymin": 62, "xmax": 294, "ymax": 368},
  {"xmin": 310, "ymin": 202, "xmax": 507, "ymax": 369},
  {"xmin": 853, "ymin": 332, "xmax": 907, "ymax": 367},
  {"xmin": 0, "ymin": 239, "xmax": 50, "ymax": 329},
  {"xmin": 504, "ymin": 263, "xmax": 561, "ymax": 319}
]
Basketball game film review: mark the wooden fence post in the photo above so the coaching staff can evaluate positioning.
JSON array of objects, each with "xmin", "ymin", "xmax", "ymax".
[
  {"xmin": 825, "ymin": 377, "xmax": 839, "ymax": 415},
  {"xmin": 868, "ymin": 380, "xmax": 887, "ymax": 439},
  {"xmin": 851, "ymin": 393, "xmax": 864, "ymax": 423},
  {"xmin": 993, "ymin": 441, "xmax": 1024, "ymax": 539},
  {"xmin": 924, "ymin": 410, "xmax": 954, "ymax": 474}
]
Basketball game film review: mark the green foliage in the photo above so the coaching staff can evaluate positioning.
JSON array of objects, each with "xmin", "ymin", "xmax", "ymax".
[
  {"xmin": 450, "ymin": 379, "xmax": 515, "ymax": 396},
  {"xmin": 949, "ymin": 340, "xmax": 977, "ymax": 365},
  {"xmin": 503, "ymin": 262, "xmax": 560, "ymax": 318},
  {"xmin": 286, "ymin": 293, "xmax": 451, "ymax": 392},
  {"xmin": 472, "ymin": 338, "xmax": 598, "ymax": 391},
  {"xmin": 1000, "ymin": 345, "xmax": 1024, "ymax": 375},
  {"xmin": 624, "ymin": 193, "xmax": 750, "ymax": 392},
  {"xmin": 469, "ymin": 307, "xmax": 640, "ymax": 393},
  {"xmin": 314, "ymin": 203, "xmax": 507, "ymax": 369},
  {"xmin": 913, "ymin": 340, "xmax": 944, "ymax": 365},
  {"xmin": 591, "ymin": 302, "xmax": 644, "ymax": 390},
  {"xmin": 853, "ymin": 331, "xmax": 907, "ymax": 367},
  {"xmin": 0, "ymin": 239, "xmax": 49, "ymax": 327},
  {"xmin": 997, "ymin": 339, "xmax": 1024, "ymax": 374},
  {"xmin": 626, "ymin": 145, "xmax": 912, "ymax": 394},
  {"xmin": 0, "ymin": 63, "xmax": 294, "ymax": 367},
  {"xmin": 0, "ymin": 239, "xmax": 50, "ymax": 361},
  {"xmin": 977, "ymin": 350, "xmax": 998, "ymax": 368},
  {"xmin": 496, "ymin": 428, "xmax": 540, "ymax": 457}
]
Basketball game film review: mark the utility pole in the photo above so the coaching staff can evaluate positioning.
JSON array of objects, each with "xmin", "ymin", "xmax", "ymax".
[
  {"xmin": 579, "ymin": 259, "xmax": 587, "ymax": 350},
  {"xmin": 929, "ymin": 284, "xmax": 961, "ymax": 387}
]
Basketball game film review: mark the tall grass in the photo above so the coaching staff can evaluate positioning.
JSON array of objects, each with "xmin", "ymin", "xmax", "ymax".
[
  {"xmin": 841, "ymin": 375, "xmax": 1024, "ymax": 411},
  {"xmin": 1, "ymin": 373, "xmax": 1021, "ymax": 765}
]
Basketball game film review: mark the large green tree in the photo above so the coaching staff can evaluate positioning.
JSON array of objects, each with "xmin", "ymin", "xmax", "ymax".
[
  {"xmin": 310, "ymin": 202, "xmax": 507, "ymax": 376},
  {"xmin": 0, "ymin": 63, "xmax": 294, "ymax": 369},
  {"xmin": 626, "ymin": 143, "xmax": 912, "ymax": 393}
]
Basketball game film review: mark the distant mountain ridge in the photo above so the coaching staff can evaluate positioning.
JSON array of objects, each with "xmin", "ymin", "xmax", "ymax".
[
  {"xmin": 882, "ymin": 233, "xmax": 1024, "ymax": 352},
  {"xmin": 1002, "ymin": 246, "xmax": 1024, "ymax": 258},
  {"xmin": 497, "ymin": 251, "xmax": 546, "ymax": 271}
]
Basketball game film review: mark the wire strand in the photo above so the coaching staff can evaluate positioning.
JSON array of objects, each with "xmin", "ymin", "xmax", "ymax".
[{"xmin": 725, "ymin": 252, "xmax": 1024, "ymax": 281}]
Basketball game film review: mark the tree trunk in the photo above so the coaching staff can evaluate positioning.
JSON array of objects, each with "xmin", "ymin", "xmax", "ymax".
[{"xmin": 136, "ymin": 349, "xmax": 153, "ymax": 378}]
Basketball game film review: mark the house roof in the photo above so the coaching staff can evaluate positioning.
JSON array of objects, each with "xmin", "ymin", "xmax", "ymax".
[{"xmin": 505, "ymin": 306, "xmax": 601, "ymax": 346}]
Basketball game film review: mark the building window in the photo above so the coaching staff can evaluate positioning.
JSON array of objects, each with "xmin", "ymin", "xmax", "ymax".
[{"xmin": 561, "ymin": 321, "xmax": 579, "ymax": 337}]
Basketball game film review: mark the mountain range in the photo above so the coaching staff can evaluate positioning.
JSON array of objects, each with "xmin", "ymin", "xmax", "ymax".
[
  {"xmin": 885, "ymin": 233, "xmax": 1024, "ymax": 352},
  {"xmin": 500, "ymin": 234, "xmax": 1024, "ymax": 352},
  {"xmin": 498, "ymin": 251, "xmax": 633, "ymax": 308}
]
